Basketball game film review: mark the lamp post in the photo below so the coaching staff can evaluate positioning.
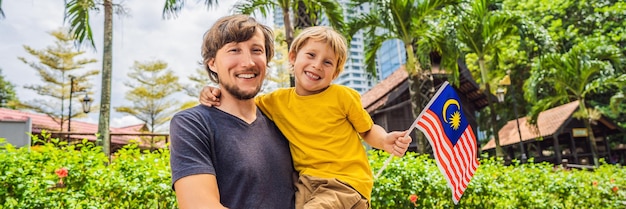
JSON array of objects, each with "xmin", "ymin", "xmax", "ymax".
[
  {"xmin": 67, "ymin": 76, "xmax": 93, "ymax": 141},
  {"xmin": 497, "ymin": 74, "xmax": 527, "ymax": 163}
]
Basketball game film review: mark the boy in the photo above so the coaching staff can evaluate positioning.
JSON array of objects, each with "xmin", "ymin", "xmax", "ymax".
[{"xmin": 201, "ymin": 26, "xmax": 412, "ymax": 208}]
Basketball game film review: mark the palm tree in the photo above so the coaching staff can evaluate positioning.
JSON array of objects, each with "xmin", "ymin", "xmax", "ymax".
[
  {"xmin": 233, "ymin": 0, "xmax": 342, "ymax": 46},
  {"xmin": 348, "ymin": 0, "xmax": 460, "ymax": 153},
  {"xmin": 64, "ymin": 0, "xmax": 218, "ymax": 157},
  {"xmin": 454, "ymin": 0, "xmax": 530, "ymax": 158},
  {"xmin": 63, "ymin": 0, "xmax": 116, "ymax": 156},
  {"xmin": 524, "ymin": 38, "xmax": 625, "ymax": 167},
  {"xmin": 231, "ymin": 0, "xmax": 343, "ymax": 86}
]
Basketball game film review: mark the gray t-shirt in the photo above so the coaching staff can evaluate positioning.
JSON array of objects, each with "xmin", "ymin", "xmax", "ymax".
[{"xmin": 170, "ymin": 105, "xmax": 295, "ymax": 209}]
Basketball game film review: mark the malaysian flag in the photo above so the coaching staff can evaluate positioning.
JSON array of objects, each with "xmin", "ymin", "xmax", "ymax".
[{"xmin": 416, "ymin": 81, "xmax": 479, "ymax": 204}]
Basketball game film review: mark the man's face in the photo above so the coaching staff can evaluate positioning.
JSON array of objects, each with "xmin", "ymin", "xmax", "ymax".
[{"xmin": 208, "ymin": 29, "xmax": 267, "ymax": 100}]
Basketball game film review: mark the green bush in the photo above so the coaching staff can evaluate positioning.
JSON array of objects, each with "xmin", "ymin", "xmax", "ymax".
[
  {"xmin": 370, "ymin": 150, "xmax": 626, "ymax": 208},
  {"xmin": 0, "ymin": 132, "xmax": 175, "ymax": 208},
  {"xmin": 1, "ymin": 133, "xmax": 624, "ymax": 208}
]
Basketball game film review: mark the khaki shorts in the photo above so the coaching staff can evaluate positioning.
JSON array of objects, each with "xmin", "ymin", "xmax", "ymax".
[{"xmin": 294, "ymin": 174, "xmax": 369, "ymax": 209}]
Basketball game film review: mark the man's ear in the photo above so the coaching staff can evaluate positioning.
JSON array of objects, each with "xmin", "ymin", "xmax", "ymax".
[{"xmin": 207, "ymin": 58, "xmax": 217, "ymax": 73}]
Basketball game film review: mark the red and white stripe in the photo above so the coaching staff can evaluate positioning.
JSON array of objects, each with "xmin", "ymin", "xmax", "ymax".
[{"xmin": 416, "ymin": 109, "xmax": 479, "ymax": 204}]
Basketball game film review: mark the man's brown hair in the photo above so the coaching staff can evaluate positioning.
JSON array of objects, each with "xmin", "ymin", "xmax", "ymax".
[{"xmin": 201, "ymin": 14, "xmax": 274, "ymax": 83}]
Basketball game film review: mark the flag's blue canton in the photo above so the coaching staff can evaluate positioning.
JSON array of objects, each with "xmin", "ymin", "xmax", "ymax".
[{"xmin": 429, "ymin": 85, "xmax": 469, "ymax": 146}]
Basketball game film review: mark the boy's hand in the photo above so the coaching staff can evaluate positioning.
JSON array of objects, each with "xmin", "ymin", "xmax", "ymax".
[
  {"xmin": 200, "ymin": 86, "xmax": 222, "ymax": 107},
  {"xmin": 383, "ymin": 131, "xmax": 412, "ymax": 157}
]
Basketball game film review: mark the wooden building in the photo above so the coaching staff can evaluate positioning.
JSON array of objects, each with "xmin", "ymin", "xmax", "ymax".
[
  {"xmin": 361, "ymin": 60, "xmax": 489, "ymax": 152},
  {"xmin": 482, "ymin": 100, "xmax": 626, "ymax": 165}
]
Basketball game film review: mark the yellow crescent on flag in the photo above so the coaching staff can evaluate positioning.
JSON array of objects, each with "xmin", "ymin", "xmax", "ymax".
[{"xmin": 442, "ymin": 99, "xmax": 460, "ymax": 123}]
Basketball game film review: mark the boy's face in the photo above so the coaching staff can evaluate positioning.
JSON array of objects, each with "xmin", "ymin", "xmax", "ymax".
[
  {"xmin": 289, "ymin": 40, "xmax": 338, "ymax": 96},
  {"xmin": 208, "ymin": 29, "xmax": 267, "ymax": 100}
]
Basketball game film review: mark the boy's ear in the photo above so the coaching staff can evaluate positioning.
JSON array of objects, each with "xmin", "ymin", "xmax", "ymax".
[{"xmin": 288, "ymin": 51, "xmax": 297, "ymax": 65}]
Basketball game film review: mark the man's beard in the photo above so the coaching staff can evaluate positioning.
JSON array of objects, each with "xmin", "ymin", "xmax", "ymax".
[{"xmin": 222, "ymin": 82, "xmax": 262, "ymax": 100}]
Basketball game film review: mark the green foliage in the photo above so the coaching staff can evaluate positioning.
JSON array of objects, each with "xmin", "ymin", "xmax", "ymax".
[
  {"xmin": 0, "ymin": 132, "xmax": 175, "ymax": 208},
  {"xmin": 2, "ymin": 134, "xmax": 625, "ymax": 208},
  {"xmin": 0, "ymin": 68, "xmax": 18, "ymax": 108},
  {"xmin": 371, "ymin": 150, "xmax": 626, "ymax": 208}
]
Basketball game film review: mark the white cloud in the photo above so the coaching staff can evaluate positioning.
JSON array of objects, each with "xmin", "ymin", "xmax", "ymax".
[
  {"xmin": 0, "ymin": 1, "xmax": 240, "ymax": 129},
  {"xmin": 111, "ymin": 115, "xmax": 144, "ymax": 128}
]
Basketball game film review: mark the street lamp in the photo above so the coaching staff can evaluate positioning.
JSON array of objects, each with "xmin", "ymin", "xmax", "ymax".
[
  {"xmin": 67, "ymin": 76, "xmax": 93, "ymax": 141},
  {"xmin": 497, "ymin": 73, "xmax": 527, "ymax": 163}
]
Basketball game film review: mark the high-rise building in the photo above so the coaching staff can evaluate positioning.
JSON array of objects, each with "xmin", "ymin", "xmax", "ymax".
[{"xmin": 375, "ymin": 39, "xmax": 406, "ymax": 81}]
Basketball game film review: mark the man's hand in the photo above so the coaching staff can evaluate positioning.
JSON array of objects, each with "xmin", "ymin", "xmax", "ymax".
[{"xmin": 200, "ymin": 86, "xmax": 222, "ymax": 107}]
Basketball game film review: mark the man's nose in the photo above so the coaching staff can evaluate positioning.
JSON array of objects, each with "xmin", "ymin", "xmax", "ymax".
[{"xmin": 240, "ymin": 51, "xmax": 256, "ymax": 67}]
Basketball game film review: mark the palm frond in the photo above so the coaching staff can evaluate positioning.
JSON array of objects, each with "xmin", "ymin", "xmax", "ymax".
[
  {"xmin": 64, "ymin": 0, "xmax": 97, "ymax": 49},
  {"xmin": 162, "ymin": 0, "xmax": 218, "ymax": 19},
  {"xmin": 232, "ymin": 0, "xmax": 274, "ymax": 16}
]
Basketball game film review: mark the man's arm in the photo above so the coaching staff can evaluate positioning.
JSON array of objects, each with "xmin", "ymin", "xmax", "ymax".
[
  {"xmin": 174, "ymin": 174, "xmax": 227, "ymax": 209},
  {"xmin": 360, "ymin": 124, "xmax": 412, "ymax": 157}
]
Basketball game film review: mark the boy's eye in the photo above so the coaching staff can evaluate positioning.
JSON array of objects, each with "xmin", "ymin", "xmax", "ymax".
[
  {"xmin": 228, "ymin": 48, "xmax": 240, "ymax": 52},
  {"xmin": 306, "ymin": 52, "xmax": 315, "ymax": 58}
]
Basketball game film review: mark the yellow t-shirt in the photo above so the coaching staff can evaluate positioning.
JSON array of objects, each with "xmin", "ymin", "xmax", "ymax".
[{"xmin": 255, "ymin": 84, "xmax": 375, "ymax": 200}]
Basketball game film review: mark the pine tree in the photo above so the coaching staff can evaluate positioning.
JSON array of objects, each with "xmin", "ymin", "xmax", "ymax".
[
  {"xmin": 18, "ymin": 29, "xmax": 99, "ymax": 131},
  {"xmin": 115, "ymin": 60, "xmax": 181, "ymax": 134}
]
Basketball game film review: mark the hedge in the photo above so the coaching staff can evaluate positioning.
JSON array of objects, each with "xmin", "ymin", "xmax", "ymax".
[{"xmin": 1, "ymin": 133, "xmax": 624, "ymax": 208}]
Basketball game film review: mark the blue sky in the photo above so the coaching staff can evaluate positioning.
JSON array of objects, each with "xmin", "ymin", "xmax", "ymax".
[{"xmin": 0, "ymin": 1, "xmax": 250, "ymax": 129}]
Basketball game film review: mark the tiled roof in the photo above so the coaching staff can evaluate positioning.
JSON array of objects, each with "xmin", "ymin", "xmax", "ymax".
[
  {"xmin": 482, "ymin": 100, "xmax": 580, "ymax": 150},
  {"xmin": 0, "ymin": 108, "xmax": 157, "ymax": 147},
  {"xmin": 361, "ymin": 66, "xmax": 408, "ymax": 112},
  {"xmin": 361, "ymin": 63, "xmax": 488, "ymax": 113}
]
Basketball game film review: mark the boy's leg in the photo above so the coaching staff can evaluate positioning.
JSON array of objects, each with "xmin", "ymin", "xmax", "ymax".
[{"xmin": 294, "ymin": 175, "xmax": 369, "ymax": 209}]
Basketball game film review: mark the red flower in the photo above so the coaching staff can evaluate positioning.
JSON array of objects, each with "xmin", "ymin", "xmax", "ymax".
[
  {"xmin": 592, "ymin": 181, "xmax": 598, "ymax": 187},
  {"xmin": 612, "ymin": 186, "xmax": 619, "ymax": 193},
  {"xmin": 409, "ymin": 194, "xmax": 418, "ymax": 206},
  {"xmin": 55, "ymin": 168, "xmax": 68, "ymax": 178}
]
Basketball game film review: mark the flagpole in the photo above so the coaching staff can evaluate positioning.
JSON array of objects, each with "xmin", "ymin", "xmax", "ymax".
[
  {"xmin": 374, "ymin": 122, "xmax": 417, "ymax": 179},
  {"xmin": 373, "ymin": 82, "xmax": 451, "ymax": 179}
]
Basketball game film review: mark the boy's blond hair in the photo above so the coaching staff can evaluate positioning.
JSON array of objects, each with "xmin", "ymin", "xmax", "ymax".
[{"xmin": 289, "ymin": 26, "xmax": 347, "ymax": 79}]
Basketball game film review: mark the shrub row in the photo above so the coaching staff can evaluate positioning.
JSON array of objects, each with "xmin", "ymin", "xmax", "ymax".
[{"xmin": 1, "ymin": 134, "xmax": 624, "ymax": 208}]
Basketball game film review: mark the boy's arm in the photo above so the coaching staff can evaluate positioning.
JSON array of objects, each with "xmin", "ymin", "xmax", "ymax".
[
  {"xmin": 360, "ymin": 124, "xmax": 412, "ymax": 157},
  {"xmin": 199, "ymin": 86, "xmax": 221, "ymax": 107}
]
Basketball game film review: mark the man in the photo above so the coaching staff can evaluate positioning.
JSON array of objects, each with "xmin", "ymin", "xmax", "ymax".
[{"xmin": 169, "ymin": 14, "xmax": 295, "ymax": 209}]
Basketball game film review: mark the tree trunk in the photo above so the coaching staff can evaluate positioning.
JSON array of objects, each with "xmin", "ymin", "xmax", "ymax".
[
  {"xmin": 580, "ymin": 102, "xmax": 599, "ymax": 167},
  {"xmin": 478, "ymin": 58, "xmax": 503, "ymax": 158},
  {"xmin": 408, "ymin": 73, "xmax": 426, "ymax": 153},
  {"xmin": 293, "ymin": 0, "xmax": 315, "ymax": 29},
  {"xmin": 98, "ymin": 0, "xmax": 113, "ymax": 158}
]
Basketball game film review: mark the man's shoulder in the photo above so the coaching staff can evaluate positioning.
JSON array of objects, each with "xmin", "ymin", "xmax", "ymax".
[{"xmin": 173, "ymin": 105, "xmax": 214, "ymax": 120}]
